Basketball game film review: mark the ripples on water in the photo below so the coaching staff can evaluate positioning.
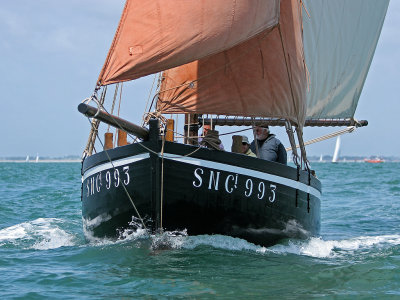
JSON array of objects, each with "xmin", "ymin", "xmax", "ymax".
[{"xmin": 0, "ymin": 162, "xmax": 399, "ymax": 298}]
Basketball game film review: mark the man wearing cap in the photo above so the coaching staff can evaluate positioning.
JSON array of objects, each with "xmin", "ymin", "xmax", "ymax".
[
  {"xmin": 241, "ymin": 136, "xmax": 256, "ymax": 157},
  {"xmin": 250, "ymin": 125, "xmax": 287, "ymax": 164}
]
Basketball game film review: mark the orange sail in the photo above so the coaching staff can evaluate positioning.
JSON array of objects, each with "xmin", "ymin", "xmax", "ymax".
[
  {"xmin": 157, "ymin": 0, "xmax": 306, "ymax": 126},
  {"xmin": 97, "ymin": 0, "xmax": 306, "ymax": 126},
  {"xmin": 98, "ymin": 0, "xmax": 280, "ymax": 86}
]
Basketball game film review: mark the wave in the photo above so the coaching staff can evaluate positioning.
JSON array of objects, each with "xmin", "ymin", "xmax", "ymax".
[
  {"xmin": 0, "ymin": 218, "xmax": 76, "ymax": 250},
  {"xmin": 82, "ymin": 218, "xmax": 400, "ymax": 257},
  {"xmin": 267, "ymin": 235, "xmax": 400, "ymax": 258},
  {"xmin": 142, "ymin": 232, "xmax": 400, "ymax": 258},
  {"xmin": 10, "ymin": 215, "xmax": 395, "ymax": 257}
]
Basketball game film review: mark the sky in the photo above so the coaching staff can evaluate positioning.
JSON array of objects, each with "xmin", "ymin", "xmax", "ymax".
[{"xmin": 0, "ymin": 1, "xmax": 399, "ymax": 158}]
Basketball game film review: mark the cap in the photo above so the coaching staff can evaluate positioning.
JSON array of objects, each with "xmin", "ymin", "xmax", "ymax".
[{"xmin": 241, "ymin": 136, "xmax": 250, "ymax": 144}]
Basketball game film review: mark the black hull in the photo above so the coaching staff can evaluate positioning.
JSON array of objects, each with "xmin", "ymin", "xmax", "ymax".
[{"xmin": 81, "ymin": 140, "xmax": 321, "ymax": 247}]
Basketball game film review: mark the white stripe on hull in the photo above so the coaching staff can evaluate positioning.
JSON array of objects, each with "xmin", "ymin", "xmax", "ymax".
[
  {"xmin": 82, "ymin": 152, "xmax": 321, "ymax": 198},
  {"xmin": 163, "ymin": 154, "xmax": 321, "ymax": 198},
  {"xmin": 82, "ymin": 153, "xmax": 150, "ymax": 182}
]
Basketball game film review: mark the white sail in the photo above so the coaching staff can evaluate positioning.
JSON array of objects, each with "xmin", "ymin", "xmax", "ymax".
[
  {"xmin": 35, "ymin": 154, "xmax": 39, "ymax": 163},
  {"xmin": 332, "ymin": 136, "xmax": 341, "ymax": 163},
  {"xmin": 25, "ymin": 155, "xmax": 29, "ymax": 162},
  {"xmin": 303, "ymin": 0, "xmax": 389, "ymax": 119},
  {"xmin": 319, "ymin": 154, "xmax": 323, "ymax": 162}
]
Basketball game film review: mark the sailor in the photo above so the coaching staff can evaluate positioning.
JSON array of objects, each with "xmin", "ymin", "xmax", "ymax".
[
  {"xmin": 241, "ymin": 136, "xmax": 256, "ymax": 157},
  {"xmin": 250, "ymin": 125, "xmax": 287, "ymax": 164}
]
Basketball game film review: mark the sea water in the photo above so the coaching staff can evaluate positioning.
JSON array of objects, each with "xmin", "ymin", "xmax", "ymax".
[{"xmin": 0, "ymin": 162, "xmax": 399, "ymax": 298}]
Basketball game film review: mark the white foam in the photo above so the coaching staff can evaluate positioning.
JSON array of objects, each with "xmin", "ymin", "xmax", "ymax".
[
  {"xmin": 180, "ymin": 234, "xmax": 268, "ymax": 253},
  {"xmin": 83, "ymin": 216, "xmax": 150, "ymax": 246},
  {"xmin": 154, "ymin": 233, "xmax": 400, "ymax": 258},
  {"xmin": 0, "ymin": 218, "xmax": 75, "ymax": 250},
  {"xmin": 269, "ymin": 234, "xmax": 400, "ymax": 258},
  {"xmin": 0, "ymin": 223, "xmax": 28, "ymax": 241},
  {"xmin": 150, "ymin": 230, "xmax": 188, "ymax": 250}
]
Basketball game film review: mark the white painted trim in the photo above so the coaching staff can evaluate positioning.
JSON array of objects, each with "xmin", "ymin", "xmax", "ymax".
[
  {"xmin": 82, "ymin": 151, "xmax": 321, "ymax": 198},
  {"xmin": 82, "ymin": 153, "xmax": 150, "ymax": 182},
  {"xmin": 161, "ymin": 154, "xmax": 321, "ymax": 198}
]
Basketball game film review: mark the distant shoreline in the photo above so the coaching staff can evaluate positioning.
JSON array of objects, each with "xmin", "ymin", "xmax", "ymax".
[{"xmin": 0, "ymin": 159, "xmax": 81, "ymax": 163}]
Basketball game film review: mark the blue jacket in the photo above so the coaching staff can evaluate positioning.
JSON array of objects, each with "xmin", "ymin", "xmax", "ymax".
[{"xmin": 250, "ymin": 134, "xmax": 287, "ymax": 164}]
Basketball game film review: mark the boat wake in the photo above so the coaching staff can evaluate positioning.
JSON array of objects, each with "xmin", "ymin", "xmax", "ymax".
[
  {"xmin": 83, "ymin": 216, "xmax": 400, "ymax": 257},
  {"xmin": 268, "ymin": 235, "xmax": 400, "ymax": 258},
  {"xmin": 0, "ymin": 218, "xmax": 76, "ymax": 250},
  {"xmin": 5, "ymin": 217, "xmax": 398, "ymax": 259}
]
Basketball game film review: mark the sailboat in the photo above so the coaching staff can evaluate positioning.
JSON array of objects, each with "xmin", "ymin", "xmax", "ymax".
[
  {"xmin": 35, "ymin": 154, "xmax": 39, "ymax": 163},
  {"xmin": 77, "ymin": 0, "xmax": 389, "ymax": 246},
  {"xmin": 332, "ymin": 136, "xmax": 341, "ymax": 163},
  {"xmin": 25, "ymin": 155, "xmax": 29, "ymax": 162}
]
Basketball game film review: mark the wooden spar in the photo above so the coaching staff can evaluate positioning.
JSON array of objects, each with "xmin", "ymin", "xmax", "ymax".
[
  {"xmin": 78, "ymin": 103, "xmax": 149, "ymax": 140},
  {"xmin": 198, "ymin": 117, "xmax": 368, "ymax": 127}
]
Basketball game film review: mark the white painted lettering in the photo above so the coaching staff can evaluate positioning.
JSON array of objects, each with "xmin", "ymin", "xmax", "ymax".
[
  {"xmin": 106, "ymin": 171, "xmax": 111, "ymax": 189},
  {"xmin": 208, "ymin": 171, "xmax": 220, "ymax": 191},
  {"xmin": 123, "ymin": 166, "xmax": 130, "ymax": 185},
  {"xmin": 90, "ymin": 177, "xmax": 95, "ymax": 195},
  {"xmin": 96, "ymin": 173, "xmax": 101, "ymax": 193},
  {"xmin": 193, "ymin": 168, "xmax": 204, "ymax": 188},
  {"xmin": 269, "ymin": 184, "xmax": 277, "ymax": 202},
  {"xmin": 245, "ymin": 178, "xmax": 253, "ymax": 197},
  {"xmin": 114, "ymin": 169, "xmax": 120, "ymax": 187},
  {"xmin": 225, "ymin": 174, "xmax": 235, "ymax": 193},
  {"xmin": 234, "ymin": 174, "xmax": 238, "ymax": 189},
  {"xmin": 257, "ymin": 181, "xmax": 265, "ymax": 200}
]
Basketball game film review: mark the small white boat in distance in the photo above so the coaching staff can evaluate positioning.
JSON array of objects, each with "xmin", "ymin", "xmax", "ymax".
[
  {"xmin": 25, "ymin": 155, "xmax": 29, "ymax": 162},
  {"xmin": 35, "ymin": 154, "xmax": 39, "ymax": 163},
  {"xmin": 332, "ymin": 136, "xmax": 341, "ymax": 163}
]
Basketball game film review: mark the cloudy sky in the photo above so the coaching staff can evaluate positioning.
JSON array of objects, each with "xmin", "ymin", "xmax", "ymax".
[{"xmin": 0, "ymin": 1, "xmax": 398, "ymax": 158}]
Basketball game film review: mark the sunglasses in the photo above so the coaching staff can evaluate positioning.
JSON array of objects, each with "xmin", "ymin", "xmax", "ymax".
[{"xmin": 242, "ymin": 142, "xmax": 248, "ymax": 145}]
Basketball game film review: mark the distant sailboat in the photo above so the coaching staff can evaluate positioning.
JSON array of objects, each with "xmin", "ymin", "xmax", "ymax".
[
  {"xmin": 332, "ymin": 136, "xmax": 341, "ymax": 163},
  {"xmin": 35, "ymin": 154, "xmax": 39, "ymax": 163},
  {"xmin": 319, "ymin": 154, "xmax": 324, "ymax": 162},
  {"xmin": 25, "ymin": 155, "xmax": 29, "ymax": 162}
]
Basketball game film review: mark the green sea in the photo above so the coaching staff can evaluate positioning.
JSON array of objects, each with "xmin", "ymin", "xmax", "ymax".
[{"xmin": 0, "ymin": 162, "xmax": 399, "ymax": 299}]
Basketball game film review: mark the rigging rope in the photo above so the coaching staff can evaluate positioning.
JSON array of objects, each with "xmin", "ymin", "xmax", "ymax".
[
  {"xmin": 113, "ymin": 83, "xmax": 124, "ymax": 146},
  {"xmin": 82, "ymin": 86, "xmax": 107, "ymax": 157},
  {"xmin": 142, "ymin": 74, "xmax": 158, "ymax": 126},
  {"xmin": 107, "ymin": 83, "xmax": 120, "ymax": 133}
]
